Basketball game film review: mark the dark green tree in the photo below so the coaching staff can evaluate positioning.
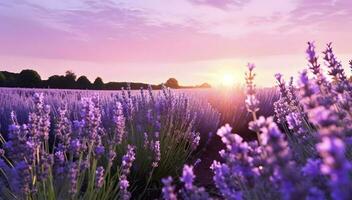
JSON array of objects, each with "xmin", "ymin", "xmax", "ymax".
[
  {"xmin": 64, "ymin": 70, "xmax": 77, "ymax": 88},
  {"xmin": 77, "ymin": 76, "xmax": 91, "ymax": 89},
  {"xmin": 18, "ymin": 69, "xmax": 41, "ymax": 88},
  {"xmin": 47, "ymin": 75, "xmax": 65, "ymax": 88},
  {"xmin": 93, "ymin": 77, "xmax": 104, "ymax": 90},
  {"xmin": 165, "ymin": 78, "xmax": 179, "ymax": 88},
  {"xmin": 0, "ymin": 72, "xmax": 5, "ymax": 86}
]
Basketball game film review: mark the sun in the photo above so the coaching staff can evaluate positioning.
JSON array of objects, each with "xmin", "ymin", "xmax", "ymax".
[{"xmin": 221, "ymin": 74, "xmax": 235, "ymax": 87}]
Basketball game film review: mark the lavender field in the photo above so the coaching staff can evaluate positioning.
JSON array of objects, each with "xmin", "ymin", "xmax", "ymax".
[{"xmin": 1, "ymin": 42, "xmax": 352, "ymax": 200}]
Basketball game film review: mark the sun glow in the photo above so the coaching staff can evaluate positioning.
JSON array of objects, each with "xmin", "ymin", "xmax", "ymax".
[{"xmin": 221, "ymin": 74, "xmax": 235, "ymax": 87}]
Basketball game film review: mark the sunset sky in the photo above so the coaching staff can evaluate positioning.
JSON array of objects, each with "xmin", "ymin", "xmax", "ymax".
[{"xmin": 1, "ymin": 0, "xmax": 352, "ymax": 86}]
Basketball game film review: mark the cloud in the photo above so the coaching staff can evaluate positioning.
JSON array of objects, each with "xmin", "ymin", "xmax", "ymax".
[{"xmin": 188, "ymin": 0, "xmax": 250, "ymax": 9}]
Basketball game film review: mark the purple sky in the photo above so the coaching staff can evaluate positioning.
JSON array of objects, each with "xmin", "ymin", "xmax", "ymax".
[{"xmin": 1, "ymin": 0, "xmax": 352, "ymax": 86}]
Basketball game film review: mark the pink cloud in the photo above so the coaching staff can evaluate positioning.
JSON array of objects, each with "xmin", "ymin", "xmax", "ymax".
[{"xmin": 188, "ymin": 0, "xmax": 250, "ymax": 9}]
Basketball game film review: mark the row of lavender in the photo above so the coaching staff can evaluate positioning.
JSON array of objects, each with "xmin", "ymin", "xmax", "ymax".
[
  {"xmin": 0, "ymin": 86, "xmax": 221, "ymax": 199},
  {"xmin": 0, "ymin": 86, "xmax": 278, "ymax": 142},
  {"xmin": 161, "ymin": 42, "xmax": 352, "ymax": 200}
]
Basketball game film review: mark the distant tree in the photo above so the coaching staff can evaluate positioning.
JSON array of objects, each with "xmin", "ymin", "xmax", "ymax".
[
  {"xmin": 18, "ymin": 69, "xmax": 41, "ymax": 88},
  {"xmin": 0, "ymin": 72, "xmax": 5, "ymax": 86},
  {"xmin": 65, "ymin": 70, "xmax": 77, "ymax": 81},
  {"xmin": 1, "ymin": 71, "xmax": 19, "ymax": 87},
  {"xmin": 64, "ymin": 70, "xmax": 77, "ymax": 89},
  {"xmin": 77, "ymin": 76, "xmax": 91, "ymax": 89},
  {"xmin": 47, "ymin": 75, "xmax": 65, "ymax": 88},
  {"xmin": 199, "ymin": 83, "xmax": 211, "ymax": 88},
  {"xmin": 165, "ymin": 78, "xmax": 179, "ymax": 88},
  {"xmin": 93, "ymin": 77, "xmax": 104, "ymax": 90}
]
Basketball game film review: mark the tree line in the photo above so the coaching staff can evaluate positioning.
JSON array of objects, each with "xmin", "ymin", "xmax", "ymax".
[{"xmin": 0, "ymin": 69, "xmax": 211, "ymax": 90}]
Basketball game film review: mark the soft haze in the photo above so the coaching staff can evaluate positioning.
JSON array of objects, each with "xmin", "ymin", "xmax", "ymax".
[{"xmin": 1, "ymin": 0, "xmax": 351, "ymax": 86}]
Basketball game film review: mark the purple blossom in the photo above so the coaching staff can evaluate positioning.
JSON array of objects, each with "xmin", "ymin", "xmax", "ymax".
[
  {"xmin": 286, "ymin": 112, "xmax": 306, "ymax": 135},
  {"xmin": 0, "ymin": 149, "xmax": 4, "ymax": 157},
  {"xmin": 119, "ymin": 175, "xmax": 131, "ymax": 200},
  {"xmin": 161, "ymin": 177, "xmax": 177, "ymax": 200},
  {"xmin": 95, "ymin": 166, "xmax": 105, "ymax": 188},
  {"xmin": 211, "ymin": 161, "xmax": 242, "ymax": 200},
  {"xmin": 273, "ymin": 99, "xmax": 290, "ymax": 124},
  {"xmin": 55, "ymin": 104, "xmax": 72, "ymax": 148},
  {"xmin": 306, "ymin": 42, "xmax": 331, "ymax": 92},
  {"xmin": 306, "ymin": 42, "xmax": 321, "ymax": 76},
  {"xmin": 54, "ymin": 150, "xmax": 65, "ymax": 175},
  {"xmin": 94, "ymin": 144, "xmax": 105, "ymax": 157},
  {"xmin": 121, "ymin": 145, "xmax": 136, "ymax": 175},
  {"xmin": 113, "ymin": 101, "xmax": 126, "ymax": 144},
  {"xmin": 69, "ymin": 138, "xmax": 81, "ymax": 155},
  {"xmin": 316, "ymin": 136, "xmax": 352, "ymax": 199},
  {"xmin": 14, "ymin": 161, "xmax": 32, "ymax": 196},
  {"xmin": 179, "ymin": 164, "xmax": 211, "ymax": 200},
  {"xmin": 108, "ymin": 148, "xmax": 116, "ymax": 166},
  {"xmin": 68, "ymin": 162, "xmax": 79, "ymax": 196},
  {"xmin": 80, "ymin": 96, "xmax": 103, "ymax": 141},
  {"xmin": 28, "ymin": 93, "xmax": 51, "ymax": 141},
  {"xmin": 152, "ymin": 140, "xmax": 161, "ymax": 168},
  {"xmin": 302, "ymin": 159, "xmax": 322, "ymax": 177},
  {"xmin": 180, "ymin": 165, "xmax": 195, "ymax": 190},
  {"xmin": 275, "ymin": 73, "xmax": 290, "ymax": 103},
  {"xmin": 37, "ymin": 152, "xmax": 54, "ymax": 181},
  {"xmin": 191, "ymin": 132, "xmax": 200, "ymax": 150},
  {"xmin": 245, "ymin": 63, "xmax": 260, "ymax": 113}
]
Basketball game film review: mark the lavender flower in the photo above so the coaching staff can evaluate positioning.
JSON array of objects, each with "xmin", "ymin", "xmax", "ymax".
[
  {"xmin": 28, "ymin": 93, "xmax": 51, "ymax": 141},
  {"xmin": 161, "ymin": 177, "xmax": 177, "ymax": 200},
  {"xmin": 69, "ymin": 162, "xmax": 79, "ymax": 196},
  {"xmin": 55, "ymin": 104, "xmax": 72, "ymax": 148},
  {"xmin": 143, "ymin": 132, "xmax": 149, "ymax": 149},
  {"xmin": 108, "ymin": 148, "xmax": 116, "ymax": 166},
  {"xmin": 180, "ymin": 165, "xmax": 195, "ymax": 190},
  {"xmin": 0, "ymin": 149, "xmax": 4, "ymax": 157},
  {"xmin": 273, "ymin": 99, "xmax": 290, "ymax": 124},
  {"xmin": 37, "ymin": 152, "xmax": 54, "ymax": 181},
  {"xmin": 80, "ymin": 96, "xmax": 103, "ymax": 141},
  {"xmin": 95, "ymin": 166, "xmax": 104, "ymax": 188},
  {"xmin": 191, "ymin": 132, "xmax": 200, "ymax": 150},
  {"xmin": 119, "ymin": 175, "xmax": 131, "ymax": 200},
  {"xmin": 211, "ymin": 161, "xmax": 242, "ymax": 200},
  {"xmin": 180, "ymin": 164, "xmax": 211, "ymax": 200},
  {"xmin": 286, "ymin": 112, "xmax": 306, "ymax": 135},
  {"xmin": 306, "ymin": 41, "xmax": 320, "ymax": 74},
  {"xmin": 121, "ymin": 145, "xmax": 136, "ymax": 175},
  {"xmin": 14, "ymin": 161, "xmax": 32, "ymax": 196},
  {"xmin": 306, "ymin": 42, "xmax": 330, "ymax": 92},
  {"xmin": 113, "ymin": 101, "xmax": 125, "ymax": 144},
  {"xmin": 316, "ymin": 136, "xmax": 352, "ymax": 199},
  {"xmin": 54, "ymin": 150, "xmax": 65, "ymax": 176},
  {"xmin": 245, "ymin": 63, "xmax": 260, "ymax": 113},
  {"xmin": 118, "ymin": 145, "xmax": 136, "ymax": 200},
  {"xmin": 275, "ymin": 73, "xmax": 290, "ymax": 104},
  {"xmin": 69, "ymin": 138, "xmax": 81, "ymax": 156},
  {"xmin": 94, "ymin": 144, "xmax": 105, "ymax": 157},
  {"xmin": 152, "ymin": 140, "xmax": 161, "ymax": 168}
]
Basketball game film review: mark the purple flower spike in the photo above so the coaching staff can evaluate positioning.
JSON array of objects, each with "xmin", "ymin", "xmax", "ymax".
[
  {"xmin": 245, "ymin": 63, "xmax": 260, "ymax": 113},
  {"xmin": 180, "ymin": 165, "xmax": 195, "ymax": 190},
  {"xmin": 162, "ymin": 177, "xmax": 177, "ymax": 200},
  {"xmin": 95, "ymin": 166, "xmax": 105, "ymax": 188},
  {"xmin": 152, "ymin": 141, "xmax": 161, "ymax": 168},
  {"xmin": 114, "ymin": 101, "xmax": 126, "ymax": 145}
]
